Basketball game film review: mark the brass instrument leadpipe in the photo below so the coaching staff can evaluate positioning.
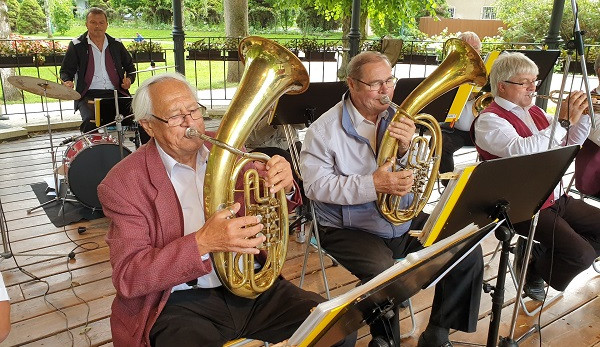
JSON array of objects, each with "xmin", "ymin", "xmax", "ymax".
[{"xmin": 185, "ymin": 127, "xmax": 268, "ymax": 161}]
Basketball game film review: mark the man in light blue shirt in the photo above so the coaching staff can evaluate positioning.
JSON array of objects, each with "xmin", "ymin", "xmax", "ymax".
[{"xmin": 300, "ymin": 51, "xmax": 484, "ymax": 347}]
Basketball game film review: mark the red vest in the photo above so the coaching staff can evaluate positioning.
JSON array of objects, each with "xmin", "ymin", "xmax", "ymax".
[{"xmin": 472, "ymin": 101, "xmax": 556, "ymax": 209}]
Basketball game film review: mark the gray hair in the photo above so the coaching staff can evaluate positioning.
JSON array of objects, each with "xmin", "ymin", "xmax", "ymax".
[
  {"xmin": 595, "ymin": 54, "xmax": 600, "ymax": 76},
  {"xmin": 458, "ymin": 31, "xmax": 481, "ymax": 52},
  {"xmin": 132, "ymin": 72, "xmax": 198, "ymax": 122},
  {"xmin": 489, "ymin": 52, "xmax": 539, "ymax": 96},
  {"xmin": 346, "ymin": 51, "xmax": 391, "ymax": 80},
  {"xmin": 86, "ymin": 7, "xmax": 107, "ymax": 21}
]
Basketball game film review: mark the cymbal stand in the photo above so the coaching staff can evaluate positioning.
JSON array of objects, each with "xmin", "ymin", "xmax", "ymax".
[{"xmin": 27, "ymin": 84, "xmax": 78, "ymax": 214}]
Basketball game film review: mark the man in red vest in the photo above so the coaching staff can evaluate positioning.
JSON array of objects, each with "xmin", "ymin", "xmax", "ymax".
[
  {"xmin": 60, "ymin": 7, "xmax": 136, "ymax": 133},
  {"xmin": 472, "ymin": 52, "xmax": 600, "ymax": 301}
]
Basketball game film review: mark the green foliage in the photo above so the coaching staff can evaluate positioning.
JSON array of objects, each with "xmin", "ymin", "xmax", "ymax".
[
  {"xmin": 296, "ymin": 5, "xmax": 339, "ymax": 33},
  {"xmin": 140, "ymin": 0, "xmax": 173, "ymax": 24},
  {"xmin": 249, "ymin": 6, "xmax": 276, "ymax": 29},
  {"xmin": 184, "ymin": 0, "xmax": 223, "ymax": 25},
  {"xmin": 6, "ymin": 0, "xmax": 19, "ymax": 31},
  {"xmin": 127, "ymin": 40, "xmax": 163, "ymax": 52},
  {"xmin": 52, "ymin": 0, "xmax": 75, "ymax": 35},
  {"xmin": 496, "ymin": 0, "xmax": 600, "ymax": 45},
  {"xmin": 17, "ymin": 0, "xmax": 46, "ymax": 34}
]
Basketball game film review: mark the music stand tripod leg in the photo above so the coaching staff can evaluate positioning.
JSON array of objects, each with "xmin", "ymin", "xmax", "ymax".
[{"xmin": 1, "ymin": 196, "xmax": 75, "ymax": 260}]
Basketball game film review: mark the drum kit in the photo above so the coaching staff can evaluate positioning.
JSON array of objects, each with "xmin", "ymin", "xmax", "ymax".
[{"xmin": 7, "ymin": 76, "xmax": 133, "ymax": 213}]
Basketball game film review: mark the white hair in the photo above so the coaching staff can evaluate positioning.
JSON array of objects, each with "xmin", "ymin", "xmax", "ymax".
[{"xmin": 132, "ymin": 72, "xmax": 198, "ymax": 122}]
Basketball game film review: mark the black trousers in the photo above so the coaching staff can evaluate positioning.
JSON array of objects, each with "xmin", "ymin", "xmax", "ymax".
[
  {"xmin": 319, "ymin": 213, "xmax": 483, "ymax": 342},
  {"xmin": 440, "ymin": 125, "xmax": 474, "ymax": 185},
  {"xmin": 149, "ymin": 279, "xmax": 356, "ymax": 347},
  {"xmin": 513, "ymin": 195, "xmax": 600, "ymax": 291}
]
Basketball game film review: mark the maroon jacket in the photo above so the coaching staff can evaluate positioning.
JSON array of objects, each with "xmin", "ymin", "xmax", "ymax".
[{"xmin": 97, "ymin": 136, "xmax": 301, "ymax": 346}]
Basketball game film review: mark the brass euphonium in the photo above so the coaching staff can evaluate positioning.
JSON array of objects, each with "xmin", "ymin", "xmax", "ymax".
[
  {"xmin": 377, "ymin": 38, "xmax": 487, "ymax": 225},
  {"xmin": 186, "ymin": 36, "xmax": 309, "ymax": 298}
]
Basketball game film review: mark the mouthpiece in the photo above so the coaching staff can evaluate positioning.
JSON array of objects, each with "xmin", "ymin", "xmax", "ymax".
[
  {"xmin": 380, "ymin": 95, "xmax": 392, "ymax": 105},
  {"xmin": 529, "ymin": 92, "xmax": 538, "ymax": 98},
  {"xmin": 185, "ymin": 127, "xmax": 201, "ymax": 139}
]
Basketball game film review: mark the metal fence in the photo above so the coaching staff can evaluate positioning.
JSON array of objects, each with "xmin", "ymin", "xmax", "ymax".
[{"xmin": 0, "ymin": 35, "xmax": 597, "ymax": 126}]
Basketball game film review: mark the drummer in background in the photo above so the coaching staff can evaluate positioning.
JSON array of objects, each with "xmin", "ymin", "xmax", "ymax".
[
  {"xmin": 574, "ymin": 54, "xmax": 600, "ymax": 198},
  {"xmin": 60, "ymin": 7, "xmax": 136, "ymax": 133}
]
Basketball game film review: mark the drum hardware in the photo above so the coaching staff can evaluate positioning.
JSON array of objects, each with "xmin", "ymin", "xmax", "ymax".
[{"xmin": 7, "ymin": 76, "xmax": 84, "ymax": 215}]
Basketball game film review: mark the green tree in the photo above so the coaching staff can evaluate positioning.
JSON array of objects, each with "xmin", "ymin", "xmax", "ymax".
[
  {"xmin": 17, "ymin": 0, "xmax": 46, "ymax": 34},
  {"xmin": 51, "ymin": 0, "xmax": 74, "ymax": 35},
  {"xmin": 5, "ymin": 0, "xmax": 18, "ymax": 31},
  {"xmin": 497, "ymin": 0, "xmax": 600, "ymax": 44}
]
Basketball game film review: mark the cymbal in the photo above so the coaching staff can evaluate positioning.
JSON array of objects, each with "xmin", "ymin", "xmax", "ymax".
[
  {"xmin": 7, "ymin": 76, "xmax": 81, "ymax": 101},
  {"xmin": 132, "ymin": 65, "xmax": 176, "ymax": 75}
]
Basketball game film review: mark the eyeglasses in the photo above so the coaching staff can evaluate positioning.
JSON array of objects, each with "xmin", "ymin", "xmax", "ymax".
[
  {"xmin": 354, "ymin": 76, "xmax": 398, "ymax": 91},
  {"xmin": 503, "ymin": 79, "xmax": 541, "ymax": 88},
  {"xmin": 150, "ymin": 102, "xmax": 207, "ymax": 127}
]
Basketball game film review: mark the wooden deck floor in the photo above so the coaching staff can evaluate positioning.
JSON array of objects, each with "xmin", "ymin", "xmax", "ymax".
[{"xmin": 1, "ymin": 127, "xmax": 599, "ymax": 347}]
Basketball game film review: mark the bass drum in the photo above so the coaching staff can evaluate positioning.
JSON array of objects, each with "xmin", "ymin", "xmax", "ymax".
[{"xmin": 64, "ymin": 134, "xmax": 131, "ymax": 210}]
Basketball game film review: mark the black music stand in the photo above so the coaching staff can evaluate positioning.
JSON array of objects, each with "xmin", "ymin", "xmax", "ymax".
[
  {"xmin": 288, "ymin": 222, "xmax": 497, "ymax": 347},
  {"xmin": 271, "ymin": 81, "xmax": 348, "ymax": 126},
  {"xmin": 287, "ymin": 145, "xmax": 579, "ymax": 347},
  {"xmin": 392, "ymin": 77, "xmax": 459, "ymax": 123},
  {"xmin": 433, "ymin": 145, "xmax": 578, "ymax": 347}
]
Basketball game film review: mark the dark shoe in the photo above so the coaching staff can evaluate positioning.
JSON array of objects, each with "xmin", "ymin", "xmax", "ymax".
[
  {"xmin": 523, "ymin": 271, "xmax": 546, "ymax": 301},
  {"xmin": 513, "ymin": 238, "xmax": 546, "ymax": 301},
  {"xmin": 369, "ymin": 336, "xmax": 392, "ymax": 347},
  {"xmin": 418, "ymin": 332, "xmax": 453, "ymax": 347}
]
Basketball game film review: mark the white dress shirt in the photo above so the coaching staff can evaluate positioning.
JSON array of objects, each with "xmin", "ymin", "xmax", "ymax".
[
  {"xmin": 87, "ymin": 34, "xmax": 117, "ymax": 90},
  {"xmin": 155, "ymin": 142, "xmax": 222, "ymax": 290}
]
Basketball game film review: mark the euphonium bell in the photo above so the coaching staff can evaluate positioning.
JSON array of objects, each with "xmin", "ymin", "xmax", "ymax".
[
  {"xmin": 197, "ymin": 36, "xmax": 309, "ymax": 298},
  {"xmin": 377, "ymin": 38, "xmax": 487, "ymax": 225}
]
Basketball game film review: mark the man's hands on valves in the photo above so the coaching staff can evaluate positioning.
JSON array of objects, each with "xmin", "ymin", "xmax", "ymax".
[{"xmin": 373, "ymin": 117, "xmax": 416, "ymax": 196}]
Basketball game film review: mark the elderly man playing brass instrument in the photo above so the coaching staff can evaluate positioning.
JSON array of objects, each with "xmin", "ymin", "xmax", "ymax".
[
  {"xmin": 300, "ymin": 51, "xmax": 484, "ymax": 347},
  {"xmin": 472, "ymin": 52, "xmax": 600, "ymax": 301},
  {"xmin": 97, "ymin": 73, "xmax": 356, "ymax": 347}
]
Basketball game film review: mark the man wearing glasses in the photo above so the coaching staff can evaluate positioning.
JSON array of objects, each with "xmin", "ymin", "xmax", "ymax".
[
  {"xmin": 473, "ymin": 52, "xmax": 600, "ymax": 301},
  {"xmin": 300, "ymin": 51, "xmax": 484, "ymax": 347},
  {"xmin": 97, "ymin": 73, "xmax": 356, "ymax": 347}
]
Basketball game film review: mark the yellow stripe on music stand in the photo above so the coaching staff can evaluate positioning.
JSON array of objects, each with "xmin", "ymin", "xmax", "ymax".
[
  {"xmin": 473, "ymin": 50, "xmax": 501, "ymax": 93},
  {"xmin": 298, "ymin": 304, "xmax": 350, "ymax": 347},
  {"xmin": 94, "ymin": 98, "xmax": 101, "ymax": 127},
  {"xmin": 423, "ymin": 165, "xmax": 476, "ymax": 247},
  {"xmin": 445, "ymin": 84, "xmax": 473, "ymax": 123}
]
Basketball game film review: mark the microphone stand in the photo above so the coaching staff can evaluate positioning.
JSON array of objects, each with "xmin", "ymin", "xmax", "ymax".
[{"xmin": 569, "ymin": 0, "xmax": 596, "ymax": 128}]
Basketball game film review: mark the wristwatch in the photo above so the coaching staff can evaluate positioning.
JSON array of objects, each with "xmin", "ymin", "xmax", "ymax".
[{"xmin": 559, "ymin": 118, "xmax": 570, "ymax": 129}]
